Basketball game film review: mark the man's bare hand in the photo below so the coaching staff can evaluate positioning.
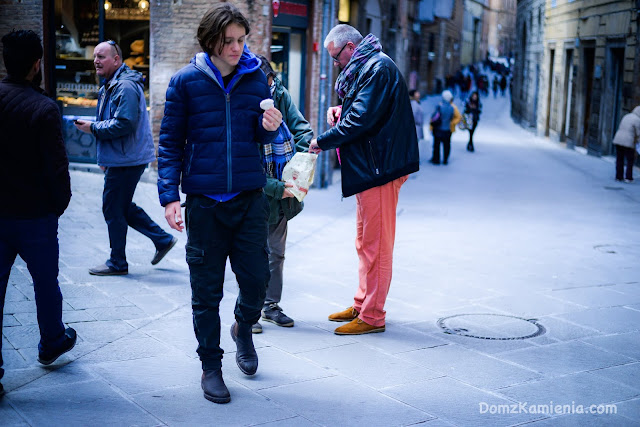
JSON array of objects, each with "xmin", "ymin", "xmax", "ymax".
[
  {"xmin": 327, "ymin": 105, "xmax": 342, "ymax": 126},
  {"xmin": 74, "ymin": 120, "xmax": 93, "ymax": 134},
  {"xmin": 262, "ymin": 107, "xmax": 283, "ymax": 131},
  {"xmin": 309, "ymin": 139, "xmax": 321, "ymax": 154},
  {"xmin": 282, "ymin": 182, "xmax": 295, "ymax": 199},
  {"xmin": 164, "ymin": 201, "xmax": 184, "ymax": 232}
]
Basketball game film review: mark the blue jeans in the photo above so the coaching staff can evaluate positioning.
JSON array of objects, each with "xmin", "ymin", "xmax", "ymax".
[
  {"xmin": 185, "ymin": 191, "xmax": 270, "ymax": 371},
  {"xmin": 103, "ymin": 165, "xmax": 174, "ymax": 271},
  {"xmin": 0, "ymin": 215, "xmax": 67, "ymax": 380}
]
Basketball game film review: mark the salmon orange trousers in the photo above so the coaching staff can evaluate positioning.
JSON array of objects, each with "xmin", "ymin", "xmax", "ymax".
[{"xmin": 353, "ymin": 175, "xmax": 408, "ymax": 327}]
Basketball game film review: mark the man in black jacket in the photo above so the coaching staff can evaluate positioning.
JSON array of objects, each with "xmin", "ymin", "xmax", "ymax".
[
  {"xmin": 309, "ymin": 25, "xmax": 419, "ymax": 335},
  {"xmin": 0, "ymin": 30, "xmax": 77, "ymax": 398}
]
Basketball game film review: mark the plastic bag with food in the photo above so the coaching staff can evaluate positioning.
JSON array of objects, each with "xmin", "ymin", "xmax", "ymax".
[{"xmin": 281, "ymin": 152, "xmax": 318, "ymax": 202}]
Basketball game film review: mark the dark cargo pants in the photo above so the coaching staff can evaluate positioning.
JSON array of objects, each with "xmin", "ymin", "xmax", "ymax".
[{"xmin": 185, "ymin": 191, "xmax": 269, "ymax": 371}]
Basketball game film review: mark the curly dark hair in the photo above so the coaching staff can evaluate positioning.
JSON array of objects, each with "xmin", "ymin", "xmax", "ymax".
[
  {"xmin": 197, "ymin": 3, "xmax": 250, "ymax": 56},
  {"xmin": 2, "ymin": 29, "xmax": 43, "ymax": 79}
]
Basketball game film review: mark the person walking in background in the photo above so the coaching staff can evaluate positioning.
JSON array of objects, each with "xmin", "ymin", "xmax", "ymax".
[
  {"xmin": 410, "ymin": 89, "xmax": 424, "ymax": 142},
  {"xmin": 410, "ymin": 89, "xmax": 428, "ymax": 163},
  {"xmin": 252, "ymin": 55, "xmax": 313, "ymax": 334},
  {"xmin": 430, "ymin": 90, "xmax": 461, "ymax": 165},
  {"xmin": 75, "ymin": 40, "xmax": 177, "ymax": 276},
  {"xmin": 500, "ymin": 74, "xmax": 508, "ymax": 96},
  {"xmin": 0, "ymin": 30, "xmax": 77, "ymax": 398},
  {"xmin": 158, "ymin": 4, "xmax": 282, "ymax": 404},
  {"xmin": 612, "ymin": 106, "xmax": 640, "ymax": 183},
  {"xmin": 309, "ymin": 24, "xmax": 419, "ymax": 335},
  {"xmin": 492, "ymin": 75, "xmax": 499, "ymax": 98},
  {"xmin": 464, "ymin": 91, "xmax": 482, "ymax": 152}
]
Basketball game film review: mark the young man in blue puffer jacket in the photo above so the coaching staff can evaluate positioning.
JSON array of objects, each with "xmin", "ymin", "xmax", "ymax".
[{"xmin": 157, "ymin": 3, "xmax": 283, "ymax": 405}]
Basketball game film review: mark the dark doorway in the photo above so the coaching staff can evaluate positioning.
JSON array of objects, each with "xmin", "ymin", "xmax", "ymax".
[
  {"xmin": 560, "ymin": 49, "xmax": 574, "ymax": 142},
  {"xmin": 545, "ymin": 49, "xmax": 555, "ymax": 137},
  {"xmin": 581, "ymin": 47, "xmax": 595, "ymax": 148}
]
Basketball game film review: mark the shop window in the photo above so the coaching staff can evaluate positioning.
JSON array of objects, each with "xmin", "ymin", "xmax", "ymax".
[{"xmin": 54, "ymin": 0, "xmax": 150, "ymax": 163}]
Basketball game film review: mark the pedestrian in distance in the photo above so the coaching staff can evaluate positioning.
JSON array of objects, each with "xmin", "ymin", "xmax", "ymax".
[
  {"xmin": 500, "ymin": 74, "xmax": 507, "ymax": 96},
  {"xmin": 0, "ymin": 30, "xmax": 77, "ymax": 398},
  {"xmin": 410, "ymin": 89, "xmax": 428, "ymax": 164},
  {"xmin": 492, "ymin": 75, "xmax": 499, "ymax": 98},
  {"xmin": 464, "ymin": 91, "xmax": 482, "ymax": 152},
  {"xmin": 430, "ymin": 90, "xmax": 461, "ymax": 165},
  {"xmin": 251, "ymin": 55, "xmax": 313, "ymax": 334},
  {"xmin": 308, "ymin": 24, "xmax": 419, "ymax": 335},
  {"xmin": 158, "ymin": 3, "xmax": 283, "ymax": 404},
  {"xmin": 612, "ymin": 106, "xmax": 640, "ymax": 183},
  {"xmin": 75, "ymin": 40, "xmax": 177, "ymax": 276},
  {"xmin": 410, "ymin": 89, "xmax": 424, "ymax": 142}
]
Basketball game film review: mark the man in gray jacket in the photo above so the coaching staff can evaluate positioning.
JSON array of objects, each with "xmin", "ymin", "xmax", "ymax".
[{"xmin": 76, "ymin": 41, "xmax": 176, "ymax": 276}]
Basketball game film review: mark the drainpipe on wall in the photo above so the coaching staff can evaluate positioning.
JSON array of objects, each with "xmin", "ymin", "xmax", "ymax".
[{"xmin": 316, "ymin": 0, "xmax": 335, "ymax": 188}]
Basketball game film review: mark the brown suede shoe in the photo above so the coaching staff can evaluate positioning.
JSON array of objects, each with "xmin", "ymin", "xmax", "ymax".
[
  {"xmin": 328, "ymin": 306, "xmax": 359, "ymax": 322},
  {"xmin": 334, "ymin": 318, "xmax": 385, "ymax": 335}
]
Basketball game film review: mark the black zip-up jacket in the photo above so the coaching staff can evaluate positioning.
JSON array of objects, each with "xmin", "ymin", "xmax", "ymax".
[
  {"xmin": 0, "ymin": 77, "xmax": 71, "ymax": 218},
  {"xmin": 316, "ymin": 51, "xmax": 419, "ymax": 197}
]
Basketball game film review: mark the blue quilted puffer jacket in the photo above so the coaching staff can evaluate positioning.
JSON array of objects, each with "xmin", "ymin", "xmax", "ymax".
[{"xmin": 157, "ymin": 48, "xmax": 276, "ymax": 206}]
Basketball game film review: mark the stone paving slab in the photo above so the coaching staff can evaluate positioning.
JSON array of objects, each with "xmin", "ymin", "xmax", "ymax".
[
  {"xmin": 300, "ymin": 342, "xmax": 443, "ymax": 390},
  {"xmin": 383, "ymin": 376, "xmax": 546, "ymax": 425},
  {"xmin": 579, "ymin": 332, "xmax": 640, "ymax": 360},
  {"xmin": 259, "ymin": 376, "xmax": 435, "ymax": 426},
  {"xmin": 131, "ymin": 383, "xmax": 297, "ymax": 426},
  {"xmin": 497, "ymin": 341, "xmax": 633, "ymax": 377},
  {"xmin": 396, "ymin": 344, "xmax": 542, "ymax": 390},
  {"xmin": 7, "ymin": 379, "xmax": 161, "ymax": 426},
  {"xmin": 557, "ymin": 307, "xmax": 640, "ymax": 334}
]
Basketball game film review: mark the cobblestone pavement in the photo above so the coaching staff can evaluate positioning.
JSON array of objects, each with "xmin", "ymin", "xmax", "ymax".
[{"xmin": 1, "ymin": 95, "xmax": 639, "ymax": 426}]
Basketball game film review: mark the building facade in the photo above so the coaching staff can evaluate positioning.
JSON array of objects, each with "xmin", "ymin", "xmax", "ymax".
[
  {"xmin": 0, "ymin": 0, "xmax": 329, "ymax": 165},
  {"xmin": 416, "ymin": 0, "xmax": 464, "ymax": 94},
  {"xmin": 511, "ymin": 0, "xmax": 545, "ymax": 130},
  {"xmin": 460, "ymin": 0, "xmax": 487, "ymax": 65},
  {"xmin": 485, "ymin": 0, "xmax": 516, "ymax": 58},
  {"xmin": 514, "ymin": 0, "xmax": 639, "ymax": 156}
]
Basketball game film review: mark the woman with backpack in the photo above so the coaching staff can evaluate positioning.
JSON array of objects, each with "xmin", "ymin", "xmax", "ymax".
[{"xmin": 430, "ymin": 90, "xmax": 461, "ymax": 165}]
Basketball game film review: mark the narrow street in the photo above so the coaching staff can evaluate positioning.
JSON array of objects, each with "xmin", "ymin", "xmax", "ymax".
[{"xmin": 2, "ymin": 94, "xmax": 639, "ymax": 426}]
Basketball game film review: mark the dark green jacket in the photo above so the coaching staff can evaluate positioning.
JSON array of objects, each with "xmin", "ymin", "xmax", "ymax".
[{"xmin": 264, "ymin": 78, "xmax": 314, "ymax": 225}]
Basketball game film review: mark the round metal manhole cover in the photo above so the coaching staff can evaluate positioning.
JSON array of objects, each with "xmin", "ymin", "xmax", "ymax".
[{"xmin": 437, "ymin": 314, "xmax": 546, "ymax": 340}]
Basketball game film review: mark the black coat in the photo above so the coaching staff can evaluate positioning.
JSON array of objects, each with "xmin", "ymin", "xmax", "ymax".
[
  {"xmin": 316, "ymin": 52, "xmax": 419, "ymax": 197},
  {"xmin": 0, "ymin": 77, "xmax": 71, "ymax": 218}
]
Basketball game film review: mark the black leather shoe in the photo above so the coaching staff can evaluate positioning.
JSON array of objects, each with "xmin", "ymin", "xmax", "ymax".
[
  {"xmin": 151, "ymin": 236, "xmax": 178, "ymax": 265},
  {"xmin": 230, "ymin": 322, "xmax": 258, "ymax": 375},
  {"xmin": 88, "ymin": 264, "xmax": 128, "ymax": 276},
  {"xmin": 38, "ymin": 327, "xmax": 77, "ymax": 365},
  {"xmin": 467, "ymin": 142, "xmax": 475, "ymax": 152},
  {"xmin": 201, "ymin": 369, "xmax": 230, "ymax": 404}
]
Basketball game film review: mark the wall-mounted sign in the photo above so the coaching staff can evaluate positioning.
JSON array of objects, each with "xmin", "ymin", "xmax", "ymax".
[{"xmin": 273, "ymin": 0, "xmax": 308, "ymax": 28}]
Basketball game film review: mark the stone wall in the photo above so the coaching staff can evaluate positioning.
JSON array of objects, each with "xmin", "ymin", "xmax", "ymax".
[
  {"xmin": 149, "ymin": 0, "xmax": 272, "ymax": 153},
  {"xmin": 0, "ymin": 0, "xmax": 44, "ymax": 78}
]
